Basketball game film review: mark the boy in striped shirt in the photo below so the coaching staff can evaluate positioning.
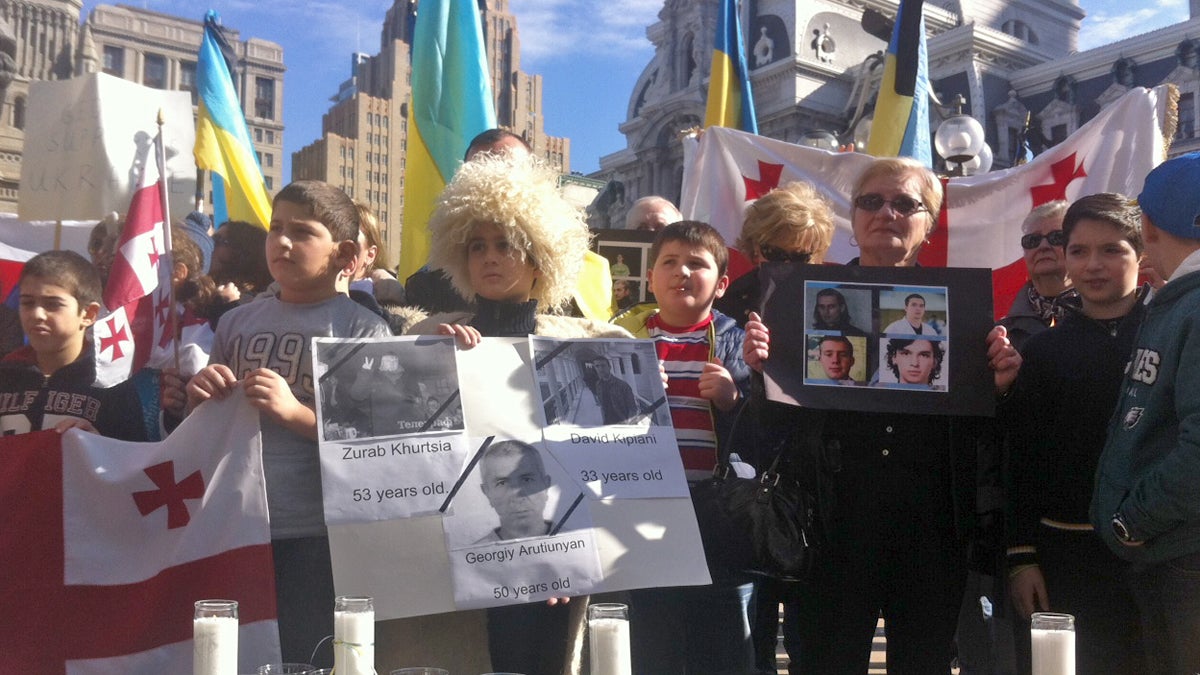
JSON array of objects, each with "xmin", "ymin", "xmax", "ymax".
[{"xmin": 613, "ymin": 220, "xmax": 754, "ymax": 673}]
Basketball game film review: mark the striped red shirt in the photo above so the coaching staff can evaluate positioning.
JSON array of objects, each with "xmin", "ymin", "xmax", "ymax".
[{"xmin": 646, "ymin": 312, "xmax": 717, "ymax": 475}]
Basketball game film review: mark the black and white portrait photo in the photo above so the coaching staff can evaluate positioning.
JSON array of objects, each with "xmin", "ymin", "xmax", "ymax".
[
  {"xmin": 531, "ymin": 338, "xmax": 670, "ymax": 428},
  {"xmin": 315, "ymin": 337, "xmax": 463, "ymax": 441},
  {"xmin": 439, "ymin": 436, "xmax": 592, "ymax": 550}
]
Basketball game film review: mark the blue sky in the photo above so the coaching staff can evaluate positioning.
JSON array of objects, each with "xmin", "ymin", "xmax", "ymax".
[{"xmin": 80, "ymin": 0, "xmax": 1189, "ymax": 179}]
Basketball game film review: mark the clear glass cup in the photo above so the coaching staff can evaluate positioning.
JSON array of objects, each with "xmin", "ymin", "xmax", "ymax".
[
  {"xmin": 1030, "ymin": 612, "xmax": 1075, "ymax": 675},
  {"xmin": 257, "ymin": 665, "xmax": 315, "ymax": 674},
  {"xmin": 390, "ymin": 669, "xmax": 450, "ymax": 675},
  {"xmin": 588, "ymin": 603, "xmax": 632, "ymax": 675},
  {"xmin": 334, "ymin": 596, "xmax": 375, "ymax": 675},
  {"xmin": 194, "ymin": 600, "xmax": 239, "ymax": 675}
]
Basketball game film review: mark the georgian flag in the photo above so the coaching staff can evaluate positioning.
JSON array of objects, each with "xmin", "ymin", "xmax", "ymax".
[
  {"xmin": 0, "ymin": 391, "xmax": 280, "ymax": 674},
  {"xmin": 681, "ymin": 85, "xmax": 1171, "ymax": 318},
  {"xmin": 94, "ymin": 130, "xmax": 173, "ymax": 386},
  {"xmin": 104, "ymin": 132, "xmax": 167, "ymax": 311}
]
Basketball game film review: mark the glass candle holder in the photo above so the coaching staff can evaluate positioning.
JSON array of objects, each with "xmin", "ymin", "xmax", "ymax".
[
  {"xmin": 588, "ymin": 603, "xmax": 631, "ymax": 675},
  {"xmin": 1031, "ymin": 612, "xmax": 1075, "ymax": 675},
  {"xmin": 334, "ymin": 595, "xmax": 375, "ymax": 675},
  {"xmin": 194, "ymin": 600, "xmax": 238, "ymax": 675}
]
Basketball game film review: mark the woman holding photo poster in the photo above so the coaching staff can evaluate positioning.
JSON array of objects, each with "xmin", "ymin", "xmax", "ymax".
[
  {"xmin": 386, "ymin": 152, "xmax": 631, "ymax": 675},
  {"xmin": 742, "ymin": 157, "xmax": 1021, "ymax": 674}
]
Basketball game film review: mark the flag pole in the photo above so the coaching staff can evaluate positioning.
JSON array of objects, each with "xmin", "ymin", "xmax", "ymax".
[{"xmin": 156, "ymin": 108, "xmax": 180, "ymax": 371}]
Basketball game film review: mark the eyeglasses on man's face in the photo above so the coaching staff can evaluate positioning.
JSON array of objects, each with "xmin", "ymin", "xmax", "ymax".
[{"xmin": 853, "ymin": 193, "xmax": 928, "ymax": 217}]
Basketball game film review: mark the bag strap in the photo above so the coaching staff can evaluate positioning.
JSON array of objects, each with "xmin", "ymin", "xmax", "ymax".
[{"xmin": 711, "ymin": 393, "xmax": 789, "ymax": 481}]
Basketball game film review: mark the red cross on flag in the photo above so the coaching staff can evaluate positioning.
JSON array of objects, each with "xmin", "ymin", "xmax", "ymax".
[
  {"xmin": 0, "ymin": 391, "xmax": 280, "ymax": 673},
  {"xmin": 681, "ymin": 84, "xmax": 1171, "ymax": 319}
]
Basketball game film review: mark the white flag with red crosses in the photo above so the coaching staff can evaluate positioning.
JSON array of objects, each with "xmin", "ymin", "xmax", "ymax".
[
  {"xmin": 0, "ymin": 391, "xmax": 280, "ymax": 674},
  {"xmin": 93, "ymin": 130, "xmax": 173, "ymax": 386},
  {"xmin": 681, "ymin": 85, "xmax": 1171, "ymax": 318}
]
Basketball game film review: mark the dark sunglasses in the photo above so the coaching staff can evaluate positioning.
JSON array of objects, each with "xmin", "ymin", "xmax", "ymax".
[
  {"xmin": 759, "ymin": 245, "xmax": 813, "ymax": 264},
  {"xmin": 853, "ymin": 193, "xmax": 928, "ymax": 217},
  {"xmin": 1020, "ymin": 230, "xmax": 1067, "ymax": 250}
]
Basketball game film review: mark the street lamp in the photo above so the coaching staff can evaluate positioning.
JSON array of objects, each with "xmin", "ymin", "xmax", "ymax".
[
  {"xmin": 799, "ymin": 129, "xmax": 839, "ymax": 151},
  {"xmin": 934, "ymin": 94, "xmax": 986, "ymax": 176},
  {"xmin": 852, "ymin": 115, "xmax": 873, "ymax": 152},
  {"xmin": 947, "ymin": 141, "xmax": 993, "ymax": 176}
]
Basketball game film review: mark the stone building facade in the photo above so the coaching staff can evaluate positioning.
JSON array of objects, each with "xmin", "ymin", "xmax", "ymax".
[
  {"xmin": 592, "ymin": 0, "xmax": 1200, "ymax": 229},
  {"xmin": 292, "ymin": 0, "xmax": 568, "ymax": 267},
  {"xmin": 0, "ymin": 0, "xmax": 85, "ymax": 212},
  {"xmin": 0, "ymin": 1, "xmax": 283, "ymax": 214}
]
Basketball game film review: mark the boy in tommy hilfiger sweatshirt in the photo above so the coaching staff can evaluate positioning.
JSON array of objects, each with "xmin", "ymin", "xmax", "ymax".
[{"xmin": 1, "ymin": 250, "xmax": 153, "ymax": 440}]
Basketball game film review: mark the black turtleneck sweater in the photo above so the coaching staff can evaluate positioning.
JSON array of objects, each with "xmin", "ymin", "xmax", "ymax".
[{"xmin": 468, "ymin": 296, "xmax": 538, "ymax": 338}]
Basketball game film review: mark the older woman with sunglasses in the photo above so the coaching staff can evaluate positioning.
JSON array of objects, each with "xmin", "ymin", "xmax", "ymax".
[
  {"xmin": 999, "ymin": 201, "xmax": 1077, "ymax": 352},
  {"xmin": 716, "ymin": 180, "xmax": 834, "ymax": 328},
  {"xmin": 742, "ymin": 157, "xmax": 1021, "ymax": 674}
]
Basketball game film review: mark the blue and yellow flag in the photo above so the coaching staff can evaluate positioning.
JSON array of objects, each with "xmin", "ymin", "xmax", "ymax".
[
  {"xmin": 704, "ymin": 0, "xmax": 758, "ymax": 133},
  {"xmin": 399, "ymin": 0, "xmax": 496, "ymax": 279},
  {"xmin": 194, "ymin": 11, "xmax": 272, "ymax": 228},
  {"xmin": 866, "ymin": 0, "xmax": 931, "ymax": 166}
]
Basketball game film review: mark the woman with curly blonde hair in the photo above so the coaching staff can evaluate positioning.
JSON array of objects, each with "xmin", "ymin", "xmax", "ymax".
[{"xmin": 392, "ymin": 152, "xmax": 629, "ymax": 675}]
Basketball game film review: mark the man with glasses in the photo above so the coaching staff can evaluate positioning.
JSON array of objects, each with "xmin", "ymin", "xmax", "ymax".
[{"xmin": 1000, "ymin": 201, "xmax": 1077, "ymax": 352}]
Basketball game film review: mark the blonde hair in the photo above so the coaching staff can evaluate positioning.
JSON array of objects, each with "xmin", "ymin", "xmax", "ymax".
[
  {"xmin": 738, "ymin": 181, "xmax": 834, "ymax": 263},
  {"xmin": 851, "ymin": 157, "xmax": 943, "ymax": 235},
  {"xmin": 354, "ymin": 202, "xmax": 390, "ymax": 271},
  {"xmin": 428, "ymin": 153, "xmax": 589, "ymax": 311}
]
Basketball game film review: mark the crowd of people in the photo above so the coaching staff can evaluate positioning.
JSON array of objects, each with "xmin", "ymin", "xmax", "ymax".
[{"xmin": 5, "ymin": 125, "xmax": 1200, "ymax": 675}]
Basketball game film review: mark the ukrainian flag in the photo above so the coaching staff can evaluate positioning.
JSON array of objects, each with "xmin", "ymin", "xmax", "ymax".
[
  {"xmin": 704, "ymin": 0, "xmax": 758, "ymax": 133},
  {"xmin": 399, "ymin": 0, "xmax": 496, "ymax": 279},
  {"xmin": 194, "ymin": 10, "xmax": 272, "ymax": 228},
  {"xmin": 866, "ymin": 0, "xmax": 932, "ymax": 166}
]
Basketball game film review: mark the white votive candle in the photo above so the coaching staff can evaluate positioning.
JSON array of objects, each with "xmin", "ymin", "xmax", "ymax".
[
  {"xmin": 193, "ymin": 600, "xmax": 238, "ymax": 675},
  {"xmin": 334, "ymin": 595, "xmax": 375, "ymax": 675},
  {"xmin": 1031, "ymin": 612, "xmax": 1075, "ymax": 675},
  {"xmin": 588, "ymin": 603, "xmax": 631, "ymax": 675}
]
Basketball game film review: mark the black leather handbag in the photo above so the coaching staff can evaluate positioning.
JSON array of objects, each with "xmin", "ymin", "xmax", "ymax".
[{"xmin": 689, "ymin": 405, "xmax": 823, "ymax": 581}]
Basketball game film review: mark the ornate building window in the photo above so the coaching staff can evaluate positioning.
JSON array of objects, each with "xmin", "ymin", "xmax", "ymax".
[
  {"xmin": 255, "ymin": 77, "xmax": 276, "ymax": 120},
  {"xmin": 680, "ymin": 32, "xmax": 696, "ymax": 90},
  {"xmin": 143, "ymin": 54, "xmax": 166, "ymax": 89},
  {"xmin": 1179, "ymin": 92, "xmax": 1196, "ymax": 140},
  {"xmin": 102, "ymin": 46, "xmax": 124, "ymax": 78},
  {"xmin": 1163, "ymin": 40, "xmax": 1200, "ymax": 142},
  {"xmin": 1038, "ymin": 76, "xmax": 1078, "ymax": 147},
  {"xmin": 992, "ymin": 90, "xmax": 1028, "ymax": 167},
  {"xmin": 179, "ymin": 60, "xmax": 197, "ymax": 106},
  {"xmin": 1001, "ymin": 19, "xmax": 1038, "ymax": 45},
  {"xmin": 13, "ymin": 95, "xmax": 24, "ymax": 130}
]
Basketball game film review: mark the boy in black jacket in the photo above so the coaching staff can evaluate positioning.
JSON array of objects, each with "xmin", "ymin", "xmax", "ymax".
[{"xmin": 1, "ymin": 250, "xmax": 152, "ymax": 440}]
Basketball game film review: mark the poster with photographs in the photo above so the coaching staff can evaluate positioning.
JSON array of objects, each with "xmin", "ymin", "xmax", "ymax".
[
  {"xmin": 530, "ymin": 336, "xmax": 686, "ymax": 500},
  {"xmin": 593, "ymin": 228, "xmax": 657, "ymax": 312},
  {"xmin": 760, "ymin": 263, "xmax": 994, "ymax": 416},
  {"xmin": 320, "ymin": 337, "xmax": 711, "ymax": 620},
  {"xmin": 314, "ymin": 337, "xmax": 471, "ymax": 524}
]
